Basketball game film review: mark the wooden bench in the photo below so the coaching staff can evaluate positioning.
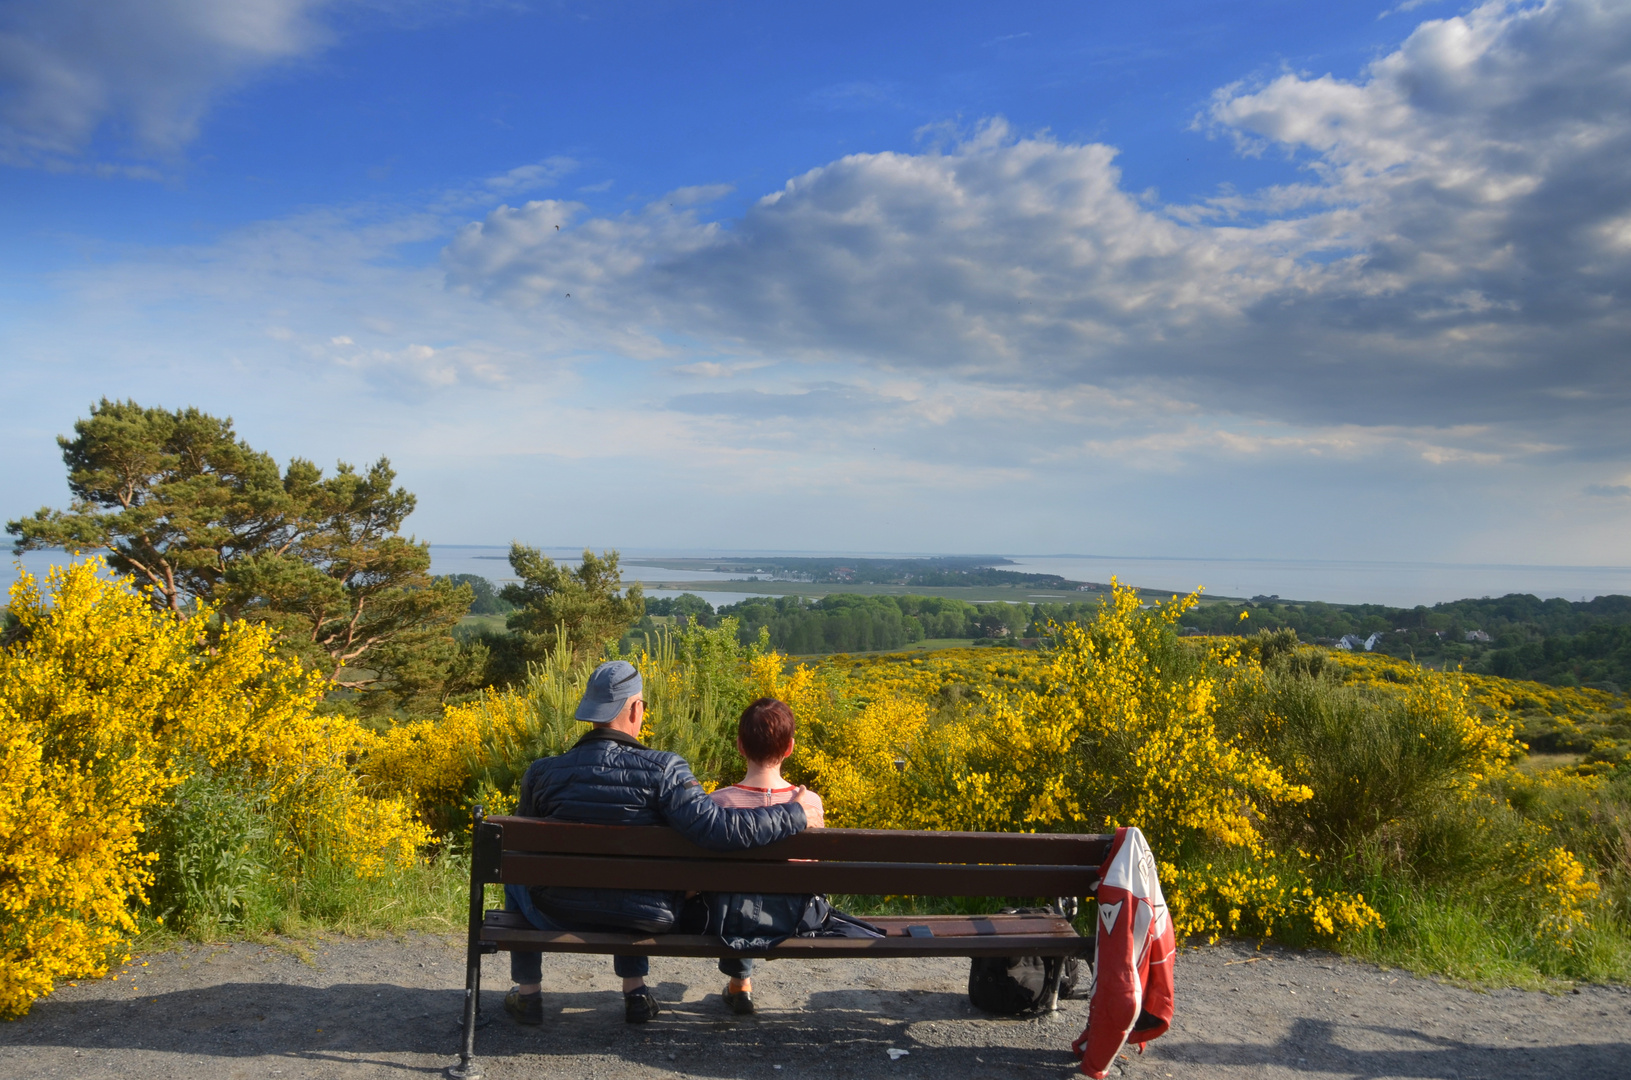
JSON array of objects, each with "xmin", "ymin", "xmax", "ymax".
[{"xmin": 449, "ymin": 808, "xmax": 1112, "ymax": 1079}]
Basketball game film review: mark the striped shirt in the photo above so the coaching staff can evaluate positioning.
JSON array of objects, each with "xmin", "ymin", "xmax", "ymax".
[{"xmin": 709, "ymin": 783, "xmax": 825, "ymax": 828}]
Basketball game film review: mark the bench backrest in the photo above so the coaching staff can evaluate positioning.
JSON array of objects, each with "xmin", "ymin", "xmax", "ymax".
[{"xmin": 474, "ymin": 816, "xmax": 1112, "ymax": 898}]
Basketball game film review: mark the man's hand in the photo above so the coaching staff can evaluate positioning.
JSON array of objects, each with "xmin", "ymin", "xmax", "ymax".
[{"xmin": 790, "ymin": 785, "xmax": 824, "ymax": 828}]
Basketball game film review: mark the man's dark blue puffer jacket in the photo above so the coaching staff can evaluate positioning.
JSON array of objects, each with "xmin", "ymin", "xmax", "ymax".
[{"xmin": 517, "ymin": 726, "xmax": 807, "ymax": 932}]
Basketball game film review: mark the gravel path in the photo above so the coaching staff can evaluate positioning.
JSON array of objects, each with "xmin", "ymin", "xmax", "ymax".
[{"xmin": 2, "ymin": 936, "xmax": 1627, "ymax": 1079}]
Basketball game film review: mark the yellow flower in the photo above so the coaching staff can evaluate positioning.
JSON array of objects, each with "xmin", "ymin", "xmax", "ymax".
[{"xmin": 0, "ymin": 561, "xmax": 426, "ymax": 1018}]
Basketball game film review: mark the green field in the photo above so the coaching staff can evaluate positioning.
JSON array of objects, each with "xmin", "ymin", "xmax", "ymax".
[
  {"xmin": 455, "ymin": 613, "xmax": 508, "ymax": 635},
  {"xmin": 789, "ymin": 636, "xmax": 979, "ymax": 658}
]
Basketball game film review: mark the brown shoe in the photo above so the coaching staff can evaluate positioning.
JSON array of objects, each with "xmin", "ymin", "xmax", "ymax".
[
  {"xmin": 624, "ymin": 988, "xmax": 661, "ymax": 1023},
  {"xmin": 504, "ymin": 988, "xmax": 542, "ymax": 1026}
]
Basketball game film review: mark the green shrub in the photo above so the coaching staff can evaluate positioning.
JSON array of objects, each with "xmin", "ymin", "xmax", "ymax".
[
  {"xmin": 1255, "ymin": 668, "xmax": 1510, "ymax": 851},
  {"xmin": 146, "ymin": 767, "xmax": 269, "ymax": 933}
]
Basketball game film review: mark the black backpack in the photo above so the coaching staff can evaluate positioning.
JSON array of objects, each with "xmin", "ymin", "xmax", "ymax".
[
  {"xmin": 693, "ymin": 893, "xmax": 885, "ymax": 950},
  {"xmin": 967, "ymin": 906, "xmax": 1086, "ymax": 1015}
]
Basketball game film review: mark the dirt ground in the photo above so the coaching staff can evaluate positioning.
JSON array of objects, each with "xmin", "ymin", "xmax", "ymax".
[{"xmin": 2, "ymin": 936, "xmax": 1628, "ymax": 1080}]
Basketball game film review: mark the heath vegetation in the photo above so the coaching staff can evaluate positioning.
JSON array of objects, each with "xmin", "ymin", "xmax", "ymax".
[{"xmin": 5, "ymin": 403, "xmax": 1629, "ymax": 1019}]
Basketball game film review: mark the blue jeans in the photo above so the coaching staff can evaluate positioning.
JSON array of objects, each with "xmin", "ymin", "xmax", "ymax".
[{"xmin": 505, "ymin": 885, "xmax": 752, "ymax": 983}]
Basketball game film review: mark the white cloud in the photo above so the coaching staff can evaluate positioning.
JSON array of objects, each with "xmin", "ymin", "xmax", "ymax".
[
  {"xmin": 443, "ymin": 0, "xmax": 1631, "ymax": 458},
  {"xmin": 1379, "ymin": 0, "xmax": 1448, "ymax": 20},
  {"xmin": 445, "ymin": 119, "xmax": 1291, "ymax": 373},
  {"xmin": 0, "ymin": 0, "xmax": 334, "ymax": 167},
  {"xmin": 0, "ymin": 0, "xmax": 478, "ymax": 170},
  {"xmin": 669, "ymin": 360, "xmax": 770, "ymax": 379},
  {"xmin": 484, "ymin": 157, "xmax": 578, "ymax": 193}
]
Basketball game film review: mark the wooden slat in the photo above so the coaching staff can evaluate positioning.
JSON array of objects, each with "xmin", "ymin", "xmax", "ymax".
[
  {"xmin": 862, "ymin": 915, "xmax": 1077, "ymax": 938},
  {"xmin": 480, "ymin": 925, "xmax": 1088, "ymax": 959},
  {"xmin": 499, "ymin": 852, "xmax": 1097, "ymax": 897},
  {"xmin": 483, "ymin": 910, "xmax": 1077, "ymax": 938},
  {"xmin": 486, "ymin": 818, "xmax": 1111, "ymax": 867}
]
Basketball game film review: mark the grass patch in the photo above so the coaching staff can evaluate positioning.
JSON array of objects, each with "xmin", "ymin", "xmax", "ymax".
[
  {"xmin": 1517, "ymin": 752, "xmax": 1587, "ymax": 774},
  {"xmin": 149, "ymin": 850, "xmax": 473, "ymax": 944},
  {"xmin": 1334, "ymin": 878, "xmax": 1631, "ymax": 989},
  {"xmin": 794, "ymin": 637, "xmax": 976, "ymax": 658}
]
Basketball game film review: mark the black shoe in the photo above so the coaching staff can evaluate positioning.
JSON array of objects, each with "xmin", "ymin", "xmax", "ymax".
[
  {"xmin": 504, "ymin": 988, "xmax": 542, "ymax": 1026},
  {"xmin": 722, "ymin": 986, "xmax": 755, "ymax": 1015},
  {"xmin": 624, "ymin": 988, "xmax": 661, "ymax": 1024}
]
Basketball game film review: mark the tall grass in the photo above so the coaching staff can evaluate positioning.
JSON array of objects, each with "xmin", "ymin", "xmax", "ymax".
[
  {"xmin": 140, "ymin": 765, "xmax": 472, "ymax": 942},
  {"xmin": 458, "ymin": 620, "xmax": 754, "ymax": 818}
]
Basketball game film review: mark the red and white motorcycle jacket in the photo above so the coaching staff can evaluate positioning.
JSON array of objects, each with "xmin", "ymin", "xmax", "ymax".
[{"xmin": 1072, "ymin": 826, "xmax": 1176, "ymax": 1078}]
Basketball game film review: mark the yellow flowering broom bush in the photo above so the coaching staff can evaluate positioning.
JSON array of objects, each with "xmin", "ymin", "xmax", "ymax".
[
  {"xmin": 794, "ymin": 583, "xmax": 1381, "ymax": 942},
  {"xmin": 0, "ymin": 561, "xmax": 425, "ymax": 1017}
]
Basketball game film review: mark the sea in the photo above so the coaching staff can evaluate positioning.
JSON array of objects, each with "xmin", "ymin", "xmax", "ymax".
[{"xmin": 11, "ymin": 545, "xmax": 1631, "ymax": 609}]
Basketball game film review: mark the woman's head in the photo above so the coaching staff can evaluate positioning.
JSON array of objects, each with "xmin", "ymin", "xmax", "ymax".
[{"xmin": 737, "ymin": 697, "xmax": 796, "ymax": 765}]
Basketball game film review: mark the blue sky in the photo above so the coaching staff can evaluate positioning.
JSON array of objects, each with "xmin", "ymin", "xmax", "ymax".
[{"xmin": 3, "ymin": 0, "xmax": 1629, "ymax": 565}]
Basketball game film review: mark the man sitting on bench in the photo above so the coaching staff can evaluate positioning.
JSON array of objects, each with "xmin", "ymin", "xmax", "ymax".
[{"xmin": 503, "ymin": 660, "xmax": 812, "ymax": 1025}]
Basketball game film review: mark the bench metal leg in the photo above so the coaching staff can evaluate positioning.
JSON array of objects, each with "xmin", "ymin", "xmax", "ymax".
[
  {"xmin": 1041, "ymin": 956, "xmax": 1064, "ymax": 1013},
  {"xmin": 1038, "ymin": 898, "xmax": 1080, "ymax": 1015},
  {"xmin": 449, "ymin": 809, "xmax": 488, "ymax": 1080}
]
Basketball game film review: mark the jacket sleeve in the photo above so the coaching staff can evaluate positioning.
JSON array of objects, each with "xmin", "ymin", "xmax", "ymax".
[
  {"xmin": 657, "ymin": 757, "xmax": 807, "ymax": 850},
  {"xmin": 516, "ymin": 759, "xmax": 544, "ymax": 818}
]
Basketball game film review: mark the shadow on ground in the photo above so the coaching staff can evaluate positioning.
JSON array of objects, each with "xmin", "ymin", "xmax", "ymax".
[
  {"xmin": 1164, "ymin": 1016, "xmax": 1631, "ymax": 1078},
  {"xmin": 1, "ymin": 980, "xmax": 1077, "ymax": 1077}
]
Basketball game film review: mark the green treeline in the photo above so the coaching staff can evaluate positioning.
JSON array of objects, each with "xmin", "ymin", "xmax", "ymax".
[
  {"xmin": 439, "ymin": 573, "xmax": 514, "ymax": 616},
  {"xmin": 633, "ymin": 593, "xmax": 1031, "ymax": 654},
  {"xmin": 1178, "ymin": 594, "xmax": 1631, "ymax": 691},
  {"xmin": 636, "ymin": 590, "xmax": 1631, "ymax": 687}
]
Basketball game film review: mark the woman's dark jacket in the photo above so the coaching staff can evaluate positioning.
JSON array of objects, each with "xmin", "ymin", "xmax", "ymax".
[{"xmin": 516, "ymin": 726, "xmax": 807, "ymax": 932}]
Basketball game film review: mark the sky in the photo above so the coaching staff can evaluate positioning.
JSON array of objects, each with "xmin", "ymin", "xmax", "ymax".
[{"xmin": 2, "ymin": 0, "xmax": 1629, "ymax": 567}]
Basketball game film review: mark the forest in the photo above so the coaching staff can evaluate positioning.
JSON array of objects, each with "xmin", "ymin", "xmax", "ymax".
[{"xmin": 1176, "ymin": 593, "xmax": 1631, "ymax": 692}]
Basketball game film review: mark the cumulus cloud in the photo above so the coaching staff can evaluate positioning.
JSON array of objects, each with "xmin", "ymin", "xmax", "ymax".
[
  {"xmin": 443, "ymin": 0, "xmax": 1631, "ymax": 459},
  {"xmin": 446, "ymin": 120, "xmax": 1292, "ymax": 369}
]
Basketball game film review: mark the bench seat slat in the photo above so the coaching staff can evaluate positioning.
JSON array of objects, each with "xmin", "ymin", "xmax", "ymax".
[
  {"xmin": 487, "ymin": 818, "xmax": 1111, "ymax": 867},
  {"xmin": 498, "ymin": 852, "xmax": 1098, "ymax": 896},
  {"xmin": 480, "ymin": 911, "xmax": 1090, "ymax": 959}
]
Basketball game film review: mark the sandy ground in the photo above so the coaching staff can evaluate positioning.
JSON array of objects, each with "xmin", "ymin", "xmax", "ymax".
[{"xmin": 2, "ymin": 936, "xmax": 1628, "ymax": 1080}]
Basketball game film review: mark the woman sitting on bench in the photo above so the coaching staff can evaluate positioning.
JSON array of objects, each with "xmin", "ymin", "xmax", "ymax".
[{"xmin": 705, "ymin": 697, "xmax": 825, "ymax": 1014}]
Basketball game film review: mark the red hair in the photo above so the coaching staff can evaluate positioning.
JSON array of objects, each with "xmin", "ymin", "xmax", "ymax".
[{"xmin": 737, "ymin": 697, "xmax": 796, "ymax": 764}]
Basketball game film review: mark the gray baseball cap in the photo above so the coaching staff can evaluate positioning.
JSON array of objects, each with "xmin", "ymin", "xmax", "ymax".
[{"xmin": 575, "ymin": 660, "xmax": 643, "ymax": 722}]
